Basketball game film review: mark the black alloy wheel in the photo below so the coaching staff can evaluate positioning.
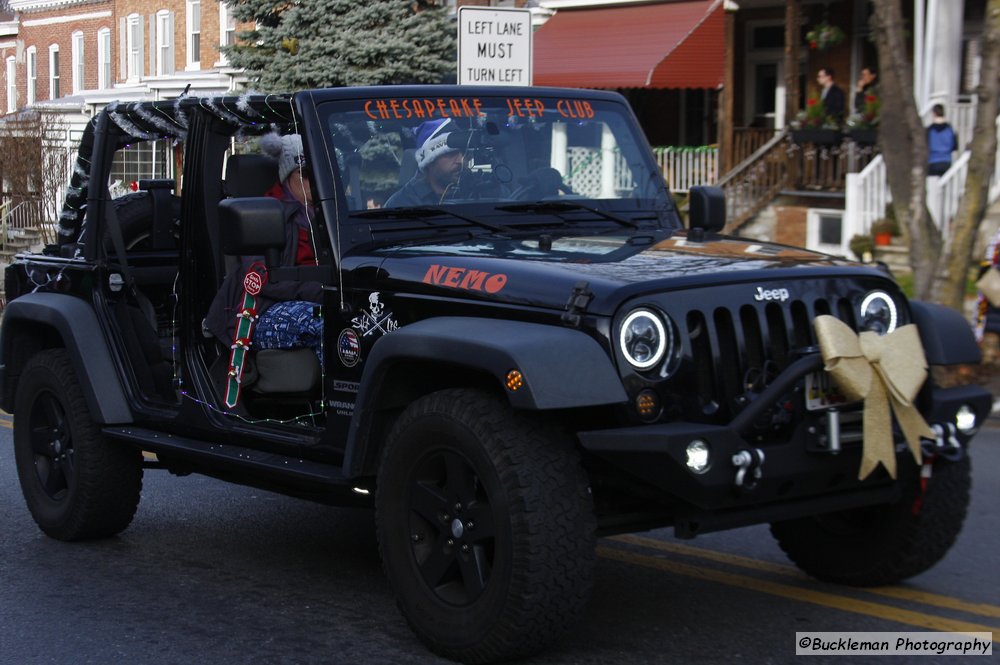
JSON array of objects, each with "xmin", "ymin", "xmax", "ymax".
[
  {"xmin": 376, "ymin": 388, "xmax": 595, "ymax": 664},
  {"xmin": 14, "ymin": 350, "xmax": 143, "ymax": 541}
]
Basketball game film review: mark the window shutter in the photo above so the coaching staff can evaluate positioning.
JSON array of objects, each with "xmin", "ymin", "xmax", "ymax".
[
  {"xmin": 119, "ymin": 17, "xmax": 126, "ymax": 80},
  {"xmin": 149, "ymin": 14, "xmax": 155, "ymax": 76},
  {"xmin": 167, "ymin": 12, "xmax": 176, "ymax": 75},
  {"xmin": 138, "ymin": 19, "xmax": 144, "ymax": 77}
]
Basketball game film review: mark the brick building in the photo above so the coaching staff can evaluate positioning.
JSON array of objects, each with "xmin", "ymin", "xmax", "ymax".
[{"xmin": 1, "ymin": 0, "xmax": 243, "ymax": 116}]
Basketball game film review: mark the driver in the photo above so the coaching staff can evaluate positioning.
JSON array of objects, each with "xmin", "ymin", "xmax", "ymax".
[{"xmin": 385, "ymin": 118, "xmax": 464, "ymax": 207}]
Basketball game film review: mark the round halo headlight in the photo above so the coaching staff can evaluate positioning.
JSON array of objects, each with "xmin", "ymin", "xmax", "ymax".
[
  {"xmin": 859, "ymin": 291, "xmax": 898, "ymax": 335},
  {"xmin": 619, "ymin": 308, "xmax": 668, "ymax": 370}
]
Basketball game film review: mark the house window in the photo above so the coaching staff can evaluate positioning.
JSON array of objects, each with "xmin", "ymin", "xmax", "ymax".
[
  {"xmin": 72, "ymin": 31, "xmax": 85, "ymax": 93},
  {"xmin": 186, "ymin": 0, "xmax": 201, "ymax": 70},
  {"xmin": 127, "ymin": 14, "xmax": 143, "ymax": 81},
  {"xmin": 218, "ymin": 2, "xmax": 236, "ymax": 64},
  {"xmin": 156, "ymin": 11, "xmax": 175, "ymax": 76},
  {"xmin": 98, "ymin": 28, "xmax": 112, "ymax": 89},
  {"xmin": 26, "ymin": 47, "xmax": 36, "ymax": 105},
  {"xmin": 110, "ymin": 140, "xmax": 173, "ymax": 188},
  {"xmin": 5, "ymin": 56, "xmax": 16, "ymax": 113},
  {"xmin": 49, "ymin": 45, "xmax": 60, "ymax": 99}
]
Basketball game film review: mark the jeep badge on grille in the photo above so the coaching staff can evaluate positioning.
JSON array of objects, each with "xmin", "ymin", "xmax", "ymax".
[{"xmin": 754, "ymin": 286, "xmax": 790, "ymax": 302}]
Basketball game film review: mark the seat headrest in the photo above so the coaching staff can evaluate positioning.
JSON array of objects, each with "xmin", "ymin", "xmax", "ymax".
[{"xmin": 225, "ymin": 154, "xmax": 280, "ymax": 198}]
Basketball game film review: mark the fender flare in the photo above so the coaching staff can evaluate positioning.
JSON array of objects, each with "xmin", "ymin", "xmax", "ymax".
[
  {"xmin": 343, "ymin": 316, "xmax": 627, "ymax": 477},
  {"xmin": 1, "ymin": 293, "xmax": 133, "ymax": 423},
  {"xmin": 909, "ymin": 300, "xmax": 981, "ymax": 365}
]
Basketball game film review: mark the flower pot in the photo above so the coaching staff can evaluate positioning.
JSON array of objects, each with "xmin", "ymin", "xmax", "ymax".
[
  {"xmin": 791, "ymin": 129, "xmax": 842, "ymax": 145},
  {"xmin": 874, "ymin": 232, "xmax": 892, "ymax": 246},
  {"xmin": 846, "ymin": 128, "xmax": 877, "ymax": 146}
]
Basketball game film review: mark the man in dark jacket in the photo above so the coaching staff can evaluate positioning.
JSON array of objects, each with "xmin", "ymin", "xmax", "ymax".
[
  {"xmin": 206, "ymin": 133, "xmax": 324, "ymax": 366},
  {"xmin": 385, "ymin": 118, "xmax": 465, "ymax": 207},
  {"xmin": 817, "ymin": 67, "xmax": 846, "ymax": 122}
]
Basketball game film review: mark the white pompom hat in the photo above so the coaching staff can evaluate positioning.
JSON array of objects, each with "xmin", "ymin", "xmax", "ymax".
[{"xmin": 260, "ymin": 132, "xmax": 306, "ymax": 183}]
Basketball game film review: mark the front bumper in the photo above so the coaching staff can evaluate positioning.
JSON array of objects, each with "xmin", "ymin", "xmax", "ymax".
[{"xmin": 578, "ymin": 353, "xmax": 992, "ymax": 533}]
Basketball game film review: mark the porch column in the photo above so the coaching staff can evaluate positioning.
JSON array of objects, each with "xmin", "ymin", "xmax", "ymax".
[
  {"xmin": 718, "ymin": 1, "xmax": 737, "ymax": 174},
  {"xmin": 784, "ymin": 0, "xmax": 801, "ymax": 188},
  {"xmin": 926, "ymin": 0, "xmax": 964, "ymax": 109}
]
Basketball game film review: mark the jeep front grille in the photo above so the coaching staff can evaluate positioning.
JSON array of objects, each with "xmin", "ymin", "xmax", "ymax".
[{"xmin": 685, "ymin": 297, "xmax": 858, "ymax": 418}]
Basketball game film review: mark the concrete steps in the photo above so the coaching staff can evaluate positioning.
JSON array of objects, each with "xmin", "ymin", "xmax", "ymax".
[{"xmin": 873, "ymin": 241, "xmax": 910, "ymax": 274}]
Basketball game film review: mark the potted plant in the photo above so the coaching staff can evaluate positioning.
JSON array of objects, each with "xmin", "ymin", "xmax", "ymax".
[
  {"xmin": 849, "ymin": 233, "xmax": 875, "ymax": 261},
  {"xmin": 790, "ymin": 95, "xmax": 842, "ymax": 144},
  {"xmin": 871, "ymin": 219, "xmax": 895, "ymax": 246},
  {"xmin": 845, "ymin": 93, "xmax": 881, "ymax": 145}
]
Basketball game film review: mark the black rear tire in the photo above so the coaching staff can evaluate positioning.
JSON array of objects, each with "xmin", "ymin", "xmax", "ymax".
[
  {"xmin": 103, "ymin": 191, "xmax": 181, "ymax": 250},
  {"xmin": 13, "ymin": 349, "xmax": 143, "ymax": 541},
  {"xmin": 376, "ymin": 388, "xmax": 595, "ymax": 664},
  {"xmin": 770, "ymin": 455, "xmax": 971, "ymax": 586}
]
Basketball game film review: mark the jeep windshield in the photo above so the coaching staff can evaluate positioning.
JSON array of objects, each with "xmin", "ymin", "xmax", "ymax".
[{"xmin": 318, "ymin": 92, "xmax": 676, "ymax": 231}]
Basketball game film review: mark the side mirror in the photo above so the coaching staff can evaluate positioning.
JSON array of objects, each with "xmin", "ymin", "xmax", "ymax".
[
  {"xmin": 219, "ymin": 197, "xmax": 285, "ymax": 267},
  {"xmin": 688, "ymin": 186, "xmax": 726, "ymax": 234}
]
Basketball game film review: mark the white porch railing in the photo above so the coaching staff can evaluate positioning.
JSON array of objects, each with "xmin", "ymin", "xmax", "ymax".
[
  {"xmin": 1, "ymin": 198, "xmax": 50, "ymax": 251},
  {"xmin": 0, "ymin": 199, "xmax": 10, "ymax": 251},
  {"xmin": 563, "ymin": 145, "xmax": 720, "ymax": 197},
  {"xmin": 842, "ymin": 154, "xmax": 890, "ymax": 256},
  {"xmin": 652, "ymin": 146, "xmax": 718, "ymax": 193},
  {"xmin": 927, "ymin": 150, "xmax": 971, "ymax": 235}
]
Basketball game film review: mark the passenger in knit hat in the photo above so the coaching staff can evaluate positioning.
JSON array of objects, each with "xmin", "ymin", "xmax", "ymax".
[
  {"xmin": 385, "ymin": 119, "xmax": 466, "ymax": 207},
  {"xmin": 260, "ymin": 132, "xmax": 311, "ymax": 206},
  {"xmin": 261, "ymin": 132, "xmax": 308, "ymax": 185}
]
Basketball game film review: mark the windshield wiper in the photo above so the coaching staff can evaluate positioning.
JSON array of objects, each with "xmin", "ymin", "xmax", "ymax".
[
  {"xmin": 495, "ymin": 201, "xmax": 638, "ymax": 229},
  {"xmin": 353, "ymin": 206, "xmax": 514, "ymax": 234}
]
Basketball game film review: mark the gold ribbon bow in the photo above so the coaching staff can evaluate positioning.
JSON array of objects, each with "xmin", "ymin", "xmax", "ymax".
[{"xmin": 813, "ymin": 315, "xmax": 935, "ymax": 480}]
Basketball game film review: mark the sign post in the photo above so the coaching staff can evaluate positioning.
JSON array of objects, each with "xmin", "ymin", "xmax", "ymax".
[{"xmin": 458, "ymin": 7, "xmax": 532, "ymax": 86}]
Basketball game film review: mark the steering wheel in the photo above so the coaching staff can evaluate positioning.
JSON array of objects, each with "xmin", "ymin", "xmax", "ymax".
[{"xmin": 510, "ymin": 167, "xmax": 576, "ymax": 201}]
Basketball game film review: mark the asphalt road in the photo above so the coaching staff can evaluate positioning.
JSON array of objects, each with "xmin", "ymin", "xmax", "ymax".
[{"xmin": 0, "ymin": 413, "xmax": 997, "ymax": 665}]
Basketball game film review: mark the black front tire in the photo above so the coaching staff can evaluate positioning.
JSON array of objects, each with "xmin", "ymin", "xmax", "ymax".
[
  {"xmin": 770, "ymin": 455, "xmax": 971, "ymax": 586},
  {"xmin": 13, "ymin": 350, "xmax": 143, "ymax": 541},
  {"xmin": 376, "ymin": 389, "xmax": 596, "ymax": 664}
]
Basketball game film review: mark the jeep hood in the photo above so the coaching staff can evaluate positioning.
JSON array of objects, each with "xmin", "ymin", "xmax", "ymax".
[{"xmin": 373, "ymin": 231, "xmax": 872, "ymax": 315}]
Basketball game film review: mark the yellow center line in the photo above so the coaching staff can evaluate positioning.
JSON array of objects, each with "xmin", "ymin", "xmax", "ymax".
[
  {"xmin": 598, "ymin": 546, "xmax": 1000, "ymax": 639},
  {"xmin": 613, "ymin": 534, "xmax": 1000, "ymax": 620}
]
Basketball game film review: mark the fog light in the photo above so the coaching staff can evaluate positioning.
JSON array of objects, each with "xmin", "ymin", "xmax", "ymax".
[
  {"xmin": 506, "ymin": 369, "xmax": 524, "ymax": 391},
  {"xmin": 685, "ymin": 440, "xmax": 711, "ymax": 474},
  {"xmin": 635, "ymin": 389, "xmax": 661, "ymax": 420},
  {"xmin": 955, "ymin": 404, "xmax": 977, "ymax": 434}
]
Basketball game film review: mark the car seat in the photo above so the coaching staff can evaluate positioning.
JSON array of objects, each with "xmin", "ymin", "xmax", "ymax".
[{"xmin": 217, "ymin": 154, "xmax": 321, "ymax": 397}]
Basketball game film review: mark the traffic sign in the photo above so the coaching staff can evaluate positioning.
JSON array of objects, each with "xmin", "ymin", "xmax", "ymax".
[{"xmin": 458, "ymin": 7, "xmax": 532, "ymax": 86}]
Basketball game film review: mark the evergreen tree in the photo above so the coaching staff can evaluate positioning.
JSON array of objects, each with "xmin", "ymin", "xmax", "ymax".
[{"xmin": 225, "ymin": 0, "xmax": 456, "ymax": 91}]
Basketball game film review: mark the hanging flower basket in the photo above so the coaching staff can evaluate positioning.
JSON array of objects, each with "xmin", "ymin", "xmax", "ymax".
[{"xmin": 805, "ymin": 22, "xmax": 845, "ymax": 51}]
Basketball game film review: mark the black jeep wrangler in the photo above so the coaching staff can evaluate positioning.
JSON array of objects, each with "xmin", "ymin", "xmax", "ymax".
[{"xmin": 1, "ymin": 86, "xmax": 991, "ymax": 663}]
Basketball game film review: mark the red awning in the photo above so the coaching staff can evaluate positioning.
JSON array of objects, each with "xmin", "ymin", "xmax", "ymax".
[{"xmin": 533, "ymin": 0, "xmax": 725, "ymax": 89}]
